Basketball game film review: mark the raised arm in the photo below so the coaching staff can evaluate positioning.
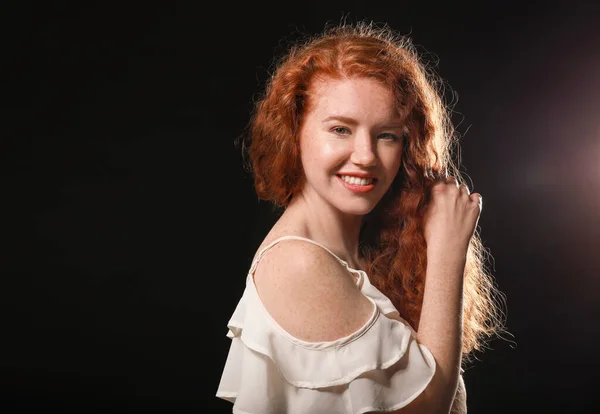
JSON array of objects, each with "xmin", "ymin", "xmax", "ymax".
[
  {"xmin": 395, "ymin": 177, "xmax": 480, "ymax": 414},
  {"xmin": 411, "ymin": 243, "xmax": 467, "ymax": 413},
  {"xmin": 450, "ymin": 375, "xmax": 467, "ymax": 414}
]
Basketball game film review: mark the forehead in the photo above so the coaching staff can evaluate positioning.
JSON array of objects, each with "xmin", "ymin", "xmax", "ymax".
[{"xmin": 305, "ymin": 76, "xmax": 398, "ymax": 118}]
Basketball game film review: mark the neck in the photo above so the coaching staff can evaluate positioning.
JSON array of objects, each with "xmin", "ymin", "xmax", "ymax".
[{"xmin": 284, "ymin": 193, "xmax": 364, "ymax": 268}]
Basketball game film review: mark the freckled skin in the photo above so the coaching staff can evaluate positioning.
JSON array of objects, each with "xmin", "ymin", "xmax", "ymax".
[
  {"xmin": 299, "ymin": 76, "xmax": 405, "ymax": 217},
  {"xmin": 256, "ymin": 239, "xmax": 374, "ymax": 342}
]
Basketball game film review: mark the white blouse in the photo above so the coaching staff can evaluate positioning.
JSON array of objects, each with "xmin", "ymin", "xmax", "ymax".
[{"xmin": 216, "ymin": 236, "xmax": 437, "ymax": 414}]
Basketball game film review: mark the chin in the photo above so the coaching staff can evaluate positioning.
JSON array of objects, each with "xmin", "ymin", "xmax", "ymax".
[{"xmin": 336, "ymin": 202, "xmax": 378, "ymax": 217}]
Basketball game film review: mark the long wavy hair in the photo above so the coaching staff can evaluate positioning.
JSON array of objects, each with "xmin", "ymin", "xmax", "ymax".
[{"xmin": 241, "ymin": 21, "xmax": 508, "ymax": 364}]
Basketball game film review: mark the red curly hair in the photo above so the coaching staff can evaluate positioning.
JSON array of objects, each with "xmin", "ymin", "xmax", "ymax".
[{"xmin": 243, "ymin": 21, "xmax": 508, "ymax": 364}]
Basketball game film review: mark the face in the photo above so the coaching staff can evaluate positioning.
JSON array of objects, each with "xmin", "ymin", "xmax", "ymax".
[{"xmin": 298, "ymin": 76, "xmax": 405, "ymax": 216}]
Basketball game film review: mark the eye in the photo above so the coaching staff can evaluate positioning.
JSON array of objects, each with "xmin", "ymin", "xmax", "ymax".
[
  {"xmin": 378, "ymin": 133, "xmax": 400, "ymax": 141},
  {"xmin": 331, "ymin": 126, "xmax": 351, "ymax": 135}
]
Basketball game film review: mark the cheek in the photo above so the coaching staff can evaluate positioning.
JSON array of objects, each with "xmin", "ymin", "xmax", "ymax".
[
  {"xmin": 393, "ymin": 153, "xmax": 403, "ymax": 171},
  {"xmin": 303, "ymin": 139, "xmax": 345, "ymax": 166},
  {"xmin": 381, "ymin": 148, "xmax": 403, "ymax": 174},
  {"xmin": 320, "ymin": 143, "xmax": 345, "ymax": 161}
]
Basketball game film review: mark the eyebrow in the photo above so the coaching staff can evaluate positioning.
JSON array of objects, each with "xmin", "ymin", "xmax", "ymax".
[{"xmin": 322, "ymin": 115, "xmax": 404, "ymax": 128}]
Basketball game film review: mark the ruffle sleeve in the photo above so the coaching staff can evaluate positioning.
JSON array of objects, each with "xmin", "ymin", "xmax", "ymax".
[{"xmin": 216, "ymin": 273, "xmax": 436, "ymax": 414}]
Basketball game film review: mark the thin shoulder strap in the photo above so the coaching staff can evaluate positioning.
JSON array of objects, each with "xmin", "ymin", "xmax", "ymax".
[{"xmin": 249, "ymin": 235, "xmax": 348, "ymax": 275}]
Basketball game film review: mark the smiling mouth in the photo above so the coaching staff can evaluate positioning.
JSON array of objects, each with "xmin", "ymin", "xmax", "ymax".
[{"xmin": 337, "ymin": 174, "xmax": 377, "ymax": 186}]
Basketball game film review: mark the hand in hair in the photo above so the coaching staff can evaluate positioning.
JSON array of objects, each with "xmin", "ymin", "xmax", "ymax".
[{"xmin": 423, "ymin": 175, "xmax": 482, "ymax": 259}]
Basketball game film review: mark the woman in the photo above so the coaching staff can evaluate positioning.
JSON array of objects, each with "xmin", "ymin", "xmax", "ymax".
[{"xmin": 216, "ymin": 21, "xmax": 507, "ymax": 413}]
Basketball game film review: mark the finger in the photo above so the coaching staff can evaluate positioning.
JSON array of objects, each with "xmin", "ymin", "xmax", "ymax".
[
  {"xmin": 446, "ymin": 175, "xmax": 458, "ymax": 186},
  {"xmin": 432, "ymin": 174, "xmax": 452, "ymax": 188},
  {"xmin": 470, "ymin": 193, "xmax": 482, "ymax": 209},
  {"xmin": 459, "ymin": 183, "xmax": 470, "ymax": 195}
]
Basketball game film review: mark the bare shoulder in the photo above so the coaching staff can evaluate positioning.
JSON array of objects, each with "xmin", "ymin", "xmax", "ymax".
[{"xmin": 252, "ymin": 238, "xmax": 374, "ymax": 342}]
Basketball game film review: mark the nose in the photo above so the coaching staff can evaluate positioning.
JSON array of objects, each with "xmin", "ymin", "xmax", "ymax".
[{"xmin": 350, "ymin": 133, "xmax": 377, "ymax": 167}]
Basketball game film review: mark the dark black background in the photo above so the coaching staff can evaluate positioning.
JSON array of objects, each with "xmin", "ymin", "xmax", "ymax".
[{"xmin": 3, "ymin": 1, "xmax": 600, "ymax": 413}]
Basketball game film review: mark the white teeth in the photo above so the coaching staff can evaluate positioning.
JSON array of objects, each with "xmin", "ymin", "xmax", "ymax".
[{"xmin": 340, "ymin": 175, "xmax": 374, "ymax": 185}]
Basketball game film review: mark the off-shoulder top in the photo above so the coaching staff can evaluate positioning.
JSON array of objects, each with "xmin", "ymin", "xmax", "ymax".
[{"xmin": 216, "ymin": 235, "xmax": 437, "ymax": 414}]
